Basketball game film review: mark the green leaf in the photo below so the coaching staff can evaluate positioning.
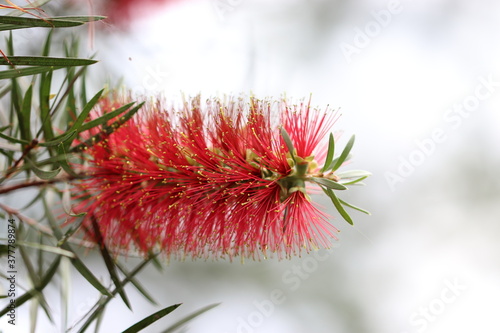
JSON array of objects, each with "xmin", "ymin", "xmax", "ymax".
[
  {"xmin": 38, "ymin": 69, "xmax": 54, "ymax": 142},
  {"xmin": 340, "ymin": 175, "xmax": 368, "ymax": 186},
  {"xmin": 161, "ymin": 303, "xmax": 220, "ymax": 333},
  {"xmin": 7, "ymin": 32, "xmax": 22, "ymax": 115},
  {"xmin": 0, "ymin": 65, "xmax": 64, "ymax": 80},
  {"xmin": 331, "ymin": 135, "xmax": 355, "ymax": 172},
  {"xmin": 76, "ymin": 254, "xmax": 159, "ymax": 333},
  {"xmin": 280, "ymin": 127, "xmax": 296, "ymax": 164},
  {"xmin": 51, "ymin": 16, "xmax": 107, "ymax": 24},
  {"xmin": 339, "ymin": 198, "xmax": 371, "ymax": 215},
  {"xmin": 0, "ymin": 256, "xmax": 61, "ymax": 317},
  {"xmin": 122, "ymin": 304, "xmax": 182, "ymax": 333},
  {"xmin": 56, "ymin": 218, "xmax": 85, "ymax": 247},
  {"xmin": 60, "ymin": 257, "xmax": 71, "ymax": 330},
  {"xmin": 38, "ymin": 130, "xmax": 77, "ymax": 147},
  {"xmin": 66, "ymin": 89, "xmax": 103, "ymax": 133},
  {"xmin": 64, "ymin": 40, "xmax": 78, "ymax": 127},
  {"xmin": 20, "ymin": 84, "xmax": 33, "ymax": 141},
  {"xmin": 0, "ymin": 244, "xmax": 7, "ymax": 256},
  {"xmin": 48, "ymin": 65, "xmax": 90, "ymax": 123},
  {"xmin": 336, "ymin": 170, "xmax": 372, "ymax": 179},
  {"xmin": 71, "ymin": 102, "xmax": 144, "ymax": 152},
  {"xmin": 116, "ymin": 261, "xmax": 158, "ymax": 306},
  {"xmin": 24, "ymin": 153, "xmax": 74, "ymax": 171},
  {"xmin": 91, "ymin": 217, "xmax": 132, "ymax": 310},
  {"xmin": 0, "ymin": 56, "xmax": 97, "ymax": 67},
  {"xmin": 54, "ymin": 143, "xmax": 79, "ymax": 176},
  {"xmin": 322, "ymin": 187, "xmax": 353, "ymax": 225},
  {"xmin": 14, "ymin": 240, "xmax": 76, "ymax": 257},
  {"xmin": 79, "ymin": 68, "xmax": 88, "ymax": 106},
  {"xmin": 107, "ymin": 102, "xmax": 144, "ymax": 127},
  {"xmin": 310, "ymin": 177, "xmax": 347, "ymax": 190},
  {"xmin": 42, "ymin": 197, "xmax": 113, "ymax": 297},
  {"xmin": 25, "ymin": 157, "xmax": 61, "ymax": 179},
  {"xmin": 42, "ymin": 28, "xmax": 53, "ymax": 57},
  {"xmin": 0, "ymin": 130, "xmax": 30, "ymax": 144},
  {"xmin": 0, "ymin": 15, "xmax": 106, "ymax": 30},
  {"xmin": 77, "ymin": 101, "xmax": 134, "ymax": 133},
  {"xmin": 72, "ymin": 255, "xmax": 114, "ymax": 296},
  {"xmin": 0, "ymin": 82, "xmax": 11, "ymax": 98},
  {"xmin": 19, "ymin": 243, "xmax": 40, "ymax": 286},
  {"xmin": 15, "ymin": 235, "xmax": 54, "ymax": 326},
  {"xmin": 320, "ymin": 133, "xmax": 335, "ymax": 173}
]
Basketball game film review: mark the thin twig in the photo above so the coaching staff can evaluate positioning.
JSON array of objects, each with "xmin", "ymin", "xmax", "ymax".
[
  {"xmin": 0, "ymin": 201, "xmax": 53, "ymax": 235},
  {"xmin": 0, "ymin": 173, "xmax": 86, "ymax": 195},
  {"xmin": 0, "ymin": 202, "xmax": 95, "ymax": 248},
  {"xmin": 4, "ymin": 139, "xmax": 39, "ymax": 179}
]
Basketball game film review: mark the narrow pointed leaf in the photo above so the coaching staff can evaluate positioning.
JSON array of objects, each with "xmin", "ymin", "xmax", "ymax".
[
  {"xmin": 60, "ymin": 257, "xmax": 71, "ymax": 330},
  {"xmin": 0, "ymin": 256, "xmax": 61, "ymax": 317},
  {"xmin": 71, "ymin": 102, "xmax": 144, "ymax": 152},
  {"xmin": 42, "ymin": 197, "xmax": 113, "ymax": 297},
  {"xmin": 280, "ymin": 127, "xmax": 296, "ymax": 163},
  {"xmin": 38, "ymin": 130, "xmax": 76, "ymax": 147},
  {"xmin": 106, "ymin": 102, "xmax": 144, "ymax": 129},
  {"xmin": 0, "ymin": 66, "xmax": 64, "ymax": 80},
  {"xmin": 311, "ymin": 177, "xmax": 347, "ymax": 190},
  {"xmin": 49, "ymin": 65, "xmax": 90, "ymax": 121},
  {"xmin": 76, "ymin": 255, "xmax": 159, "ymax": 333},
  {"xmin": 57, "ymin": 218, "xmax": 85, "ymax": 247},
  {"xmin": 0, "ymin": 56, "xmax": 97, "ymax": 67},
  {"xmin": 67, "ymin": 89, "xmax": 104, "ymax": 133},
  {"xmin": 54, "ymin": 143, "xmax": 79, "ymax": 176},
  {"xmin": 340, "ymin": 175, "xmax": 368, "ymax": 186},
  {"xmin": 20, "ymin": 85, "xmax": 33, "ymax": 141},
  {"xmin": 0, "ymin": 83, "xmax": 11, "ymax": 98},
  {"xmin": 38, "ymin": 69, "xmax": 54, "ymax": 141},
  {"xmin": 122, "ymin": 304, "xmax": 182, "ymax": 333},
  {"xmin": 0, "ymin": 15, "xmax": 105, "ymax": 30},
  {"xmin": 331, "ymin": 135, "xmax": 355, "ymax": 171},
  {"xmin": 42, "ymin": 29, "xmax": 53, "ymax": 57},
  {"xmin": 76, "ymin": 102, "xmax": 134, "ymax": 133},
  {"xmin": 91, "ymin": 217, "xmax": 132, "ymax": 310},
  {"xmin": 116, "ymin": 262, "xmax": 158, "ymax": 306},
  {"xmin": 322, "ymin": 187, "xmax": 353, "ymax": 225},
  {"xmin": 19, "ymin": 245, "xmax": 40, "ymax": 285},
  {"xmin": 66, "ymin": 250, "xmax": 113, "ymax": 297},
  {"xmin": 80, "ymin": 67, "xmax": 88, "ymax": 105},
  {"xmin": 51, "ymin": 16, "xmax": 107, "ymax": 24},
  {"xmin": 15, "ymin": 240, "xmax": 76, "ymax": 257},
  {"xmin": 320, "ymin": 133, "xmax": 335, "ymax": 172},
  {"xmin": 0, "ymin": 131, "xmax": 30, "ymax": 144},
  {"xmin": 339, "ymin": 198, "xmax": 371, "ymax": 215},
  {"xmin": 161, "ymin": 303, "xmax": 220, "ymax": 333},
  {"xmin": 25, "ymin": 157, "xmax": 61, "ymax": 179}
]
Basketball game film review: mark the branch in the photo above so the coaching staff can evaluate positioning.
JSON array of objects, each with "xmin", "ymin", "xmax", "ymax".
[
  {"xmin": 0, "ymin": 173, "xmax": 86, "ymax": 195},
  {"xmin": 0, "ymin": 202, "xmax": 94, "ymax": 248}
]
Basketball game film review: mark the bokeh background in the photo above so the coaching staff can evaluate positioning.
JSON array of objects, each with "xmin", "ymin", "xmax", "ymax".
[{"xmin": 3, "ymin": 0, "xmax": 500, "ymax": 332}]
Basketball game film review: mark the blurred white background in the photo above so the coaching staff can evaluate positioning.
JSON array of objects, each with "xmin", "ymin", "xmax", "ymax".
[{"xmin": 3, "ymin": 0, "xmax": 500, "ymax": 332}]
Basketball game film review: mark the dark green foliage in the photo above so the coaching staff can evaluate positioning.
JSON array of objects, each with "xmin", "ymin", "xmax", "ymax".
[{"xmin": 0, "ymin": 4, "xmax": 211, "ymax": 333}]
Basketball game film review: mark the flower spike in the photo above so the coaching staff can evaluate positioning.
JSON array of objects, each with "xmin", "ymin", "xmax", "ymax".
[{"xmin": 71, "ymin": 94, "xmax": 370, "ymax": 259}]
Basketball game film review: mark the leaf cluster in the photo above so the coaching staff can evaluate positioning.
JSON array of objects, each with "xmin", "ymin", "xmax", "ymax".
[
  {"xmin": 281, "ymin": 129, "xmax": 371, "ymax": 225},
  {"xmin": 0, "ymin": 4, "xmax": 216, "ymax": 332}
]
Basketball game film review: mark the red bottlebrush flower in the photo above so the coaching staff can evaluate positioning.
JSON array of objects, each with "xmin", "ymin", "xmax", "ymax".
[
  {"xmin": 101, "ymin": 0, "xmax": 178, "ymax": 25},
  {"xmin": 72, "ymin": 95, "xmax": 369, "ymax": 259}
]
